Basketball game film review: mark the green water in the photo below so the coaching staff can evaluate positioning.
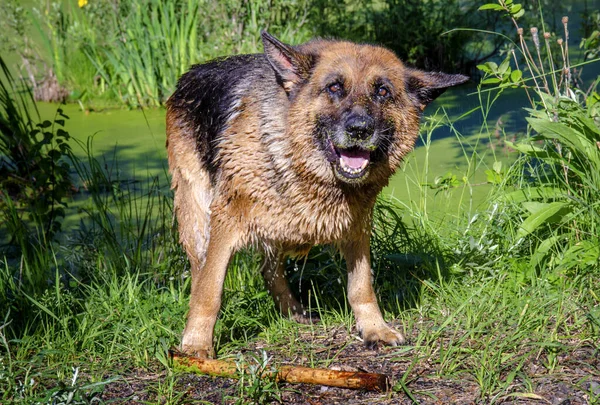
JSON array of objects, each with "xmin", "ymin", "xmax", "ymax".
[
  {"xmin": 34, "ymin": 80, "xmax": 522, "ymax": 227},
  {"xmin": 37, "ymin": 103, "xmax": 168, "ymax": 178},
  {"xmin": 8, "ymin": 0, "xmax": 597, "ymax": 229},
  {"xmin": 32, "ymin": 103, "xmax": 170, "ymax": 232},
  {"xmin": 384, "ymin": 82, "xmax": 528, "ymax": 220}
]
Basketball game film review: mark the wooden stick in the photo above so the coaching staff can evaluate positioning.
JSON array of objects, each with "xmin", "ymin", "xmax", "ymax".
[{"xmin": 170, "ymin": 349, "xmax": 391, "ymax": 392}]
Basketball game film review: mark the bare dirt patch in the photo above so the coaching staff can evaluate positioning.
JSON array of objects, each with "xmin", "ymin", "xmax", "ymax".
[{"xmin": 99, "ymin": 325, "xmax": 599, "ymax": 404}]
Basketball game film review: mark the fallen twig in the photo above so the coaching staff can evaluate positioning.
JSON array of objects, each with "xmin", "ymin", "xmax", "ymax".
[{"xmin": 169, "ymin": 349, "xmax": 391, "ymax": 392}]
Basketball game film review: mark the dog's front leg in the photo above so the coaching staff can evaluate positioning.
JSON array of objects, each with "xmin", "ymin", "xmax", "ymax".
[
  {"xmin": 342, "ymin": 233, "xmax": 405, "ymax": 349},
  {"xmin": 181, "ymin": 222, "xmax": 238, "ymax": 358}
]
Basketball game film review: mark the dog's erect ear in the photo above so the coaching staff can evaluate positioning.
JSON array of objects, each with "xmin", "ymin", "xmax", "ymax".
[
  {"xmin": 406, "ymin": 70, "xmax": 469, "ymax": 109},
  {"xmin": 262, "ymin": 31, "xmax": 315, "ymax": 93}
]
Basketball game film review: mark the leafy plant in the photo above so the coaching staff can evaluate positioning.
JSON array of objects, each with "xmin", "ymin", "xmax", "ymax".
[
  {"xmin": 0, "ymin": 55, "xmax": 73, "ymax": 250},
  {"xmin": 477, "ymin": 1, "xmax": 600, "ymax": 275},
  {"xmin": 9, "ymin": 0, "xmax": 496, "ymax": 108},
  {"xmin": 232, "ymin": 351, "xmax": 282, "ymax": 405}
]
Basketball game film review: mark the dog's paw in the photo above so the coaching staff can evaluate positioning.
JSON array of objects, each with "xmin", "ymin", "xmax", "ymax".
[
  {"xmin": 181, "ymin": 329, "xmax": 215, "ymax": 359},
  {"xmin": 361, "ymin": 324, "xmax": 405, "ymax": 349},
  {"xmin": 180, "ymin": 345, "xmax": 215, "ymax": 359}
]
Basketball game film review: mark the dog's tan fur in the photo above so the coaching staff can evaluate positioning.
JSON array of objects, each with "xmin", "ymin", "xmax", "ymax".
[{"xmin": 166, "ymin": 33, "xmax": 467, "ymax": 358}]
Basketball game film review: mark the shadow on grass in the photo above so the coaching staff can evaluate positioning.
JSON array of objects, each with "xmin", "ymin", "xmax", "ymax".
[{"xmin": 284, "ymin": 200, "xmax": 455, "ymax": 318}]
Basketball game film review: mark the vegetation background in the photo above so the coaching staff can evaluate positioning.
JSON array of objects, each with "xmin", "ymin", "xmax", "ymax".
[{"xmin": 0, "ymin": 0, "xmax": 599, "ymax": 403}]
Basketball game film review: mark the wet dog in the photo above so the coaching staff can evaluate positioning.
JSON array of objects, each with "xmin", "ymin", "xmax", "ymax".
[{"xmin": 166, "ymin": 31, "xmax": 468, "ymax": 358}]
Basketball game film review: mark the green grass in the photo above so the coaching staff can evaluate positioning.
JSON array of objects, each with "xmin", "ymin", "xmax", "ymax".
[{"xmin": 2, "ymin": 237, "xmax": 597, "ymax": 402}]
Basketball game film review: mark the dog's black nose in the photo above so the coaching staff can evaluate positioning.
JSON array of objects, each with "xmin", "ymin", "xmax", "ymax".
[{"xmin": 345, "ymin": 115, "xmax": 374, "ymax": 140}]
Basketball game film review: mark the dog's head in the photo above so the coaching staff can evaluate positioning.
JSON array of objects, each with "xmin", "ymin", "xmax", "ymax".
[{"xmin": 262, "ymin": 32, "xmax": 468, "ymax": 186}]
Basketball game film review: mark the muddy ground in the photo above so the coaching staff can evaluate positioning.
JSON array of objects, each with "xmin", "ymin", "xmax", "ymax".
[{"xmin": 98, "ymin": 325, "xmax": 599, "ymax": 404}]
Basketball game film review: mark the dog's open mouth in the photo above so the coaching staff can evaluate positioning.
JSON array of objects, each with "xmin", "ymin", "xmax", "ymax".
[
  {"xmin": 337, "ymin": 147, "xmax": 370, "ymax": 178},
  {"xmin": 325, "ymin": 139, "xmax": 371, "ymax": 181}
]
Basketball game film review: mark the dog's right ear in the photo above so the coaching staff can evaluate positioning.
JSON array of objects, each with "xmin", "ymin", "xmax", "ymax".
[{"xmin": 262, "ymin": 31, "xmax": 315, "ymax": 93}]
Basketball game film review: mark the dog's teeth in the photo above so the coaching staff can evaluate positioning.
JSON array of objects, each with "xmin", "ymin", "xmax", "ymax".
[{"xmin": 339, "ymin": 156, "xmax": 368, "ymax": 175}]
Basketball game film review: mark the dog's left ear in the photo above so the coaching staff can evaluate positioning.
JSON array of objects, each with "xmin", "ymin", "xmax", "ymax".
[
  {"xmin": 262, "ymin": 31, "xmax": 315, "ymax": 93},
  {"xmin": 406, "ymin": 70, "xmax": 469, "ymax": 109}
]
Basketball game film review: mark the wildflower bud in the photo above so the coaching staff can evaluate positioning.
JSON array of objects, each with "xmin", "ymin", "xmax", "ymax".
[
  {"xmin": 562, "ymin": 16, "xmax": 568, "ymax": 24},
  {"xmin": 530, "ymin": 27, "xmax": 540, "ymax": 48},
  {"xmin": 543, "ymin": 32, "xmax": 551, "ymax": 39},
  {"xmin": 557, "ymin": 38, "xmax": 563, "ymax": 45},
  {"xmin": 517, "ymin": 28, "xmax": 523, "ymax": 36}
]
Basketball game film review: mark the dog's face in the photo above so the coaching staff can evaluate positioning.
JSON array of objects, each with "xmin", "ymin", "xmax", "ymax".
[{"xmin": 262, "ymin": 32, "xmax": 468, "ymax": 185}]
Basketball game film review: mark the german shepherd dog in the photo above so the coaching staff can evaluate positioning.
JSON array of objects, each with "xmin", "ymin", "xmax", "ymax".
[{"xmin": 166, "ymin": 32, "xmax": 468, "ymax": 358}]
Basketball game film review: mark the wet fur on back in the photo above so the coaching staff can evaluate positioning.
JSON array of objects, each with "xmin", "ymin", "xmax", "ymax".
[{"xmin": 167, "ymin": 32, "xmax": 468, "ymax": 358}]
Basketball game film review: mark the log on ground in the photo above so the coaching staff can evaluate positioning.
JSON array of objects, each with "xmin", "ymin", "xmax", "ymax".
[{"xmin": 170, "ymin": 349, "xmax": 391, "ymax": 392}]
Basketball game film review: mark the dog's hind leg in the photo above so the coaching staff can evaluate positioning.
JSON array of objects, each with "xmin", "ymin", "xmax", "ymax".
[
  {"xmin": 261, "ymin": 249, "xmax": 317, "ymax": 324},
  {"xmin": 167, "ymin": 112, "xmax": 213, "ymax": 272}
]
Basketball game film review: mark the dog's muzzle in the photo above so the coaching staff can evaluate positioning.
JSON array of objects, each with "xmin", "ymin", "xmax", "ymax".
[{"xmin": 320, "ymin": 113, "xmax": 379, "ymax": 183}]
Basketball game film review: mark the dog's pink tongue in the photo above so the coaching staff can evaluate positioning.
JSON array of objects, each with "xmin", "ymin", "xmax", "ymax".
[{"xmin": 339, "ymin": 150, "xmax": 370, "ymax": 169}]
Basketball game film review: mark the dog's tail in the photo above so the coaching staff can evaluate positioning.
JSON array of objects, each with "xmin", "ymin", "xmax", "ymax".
[{"xmin": 166, "ymin": 109, "xmax": 213, "ymax": 272}]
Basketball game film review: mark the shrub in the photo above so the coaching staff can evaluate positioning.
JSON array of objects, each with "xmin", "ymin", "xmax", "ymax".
[
  {"xmin": 0, "ymin": 56, "xmax": 73, "ymax": 250},
  {"xmin": 477, "ymin": 2, "xmax": 600, "ymax": 275}
]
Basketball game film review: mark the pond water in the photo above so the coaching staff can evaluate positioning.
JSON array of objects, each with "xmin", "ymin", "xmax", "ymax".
[
  {"xmin": 17, "ymin": 0, "xmax": 600, "ymax": 226},
  {"xmin": 35, "ymin": 79, "xmax": 530, "ymax": 225},
  {"xmin": 34, "ymin": 81, "xmax": 527, "ymax": 223}
]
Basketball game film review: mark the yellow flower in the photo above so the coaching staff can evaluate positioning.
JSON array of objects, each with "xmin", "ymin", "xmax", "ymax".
[{"xmin": 78, "ymin": 0, "xmax": 88, "ymax": 7}]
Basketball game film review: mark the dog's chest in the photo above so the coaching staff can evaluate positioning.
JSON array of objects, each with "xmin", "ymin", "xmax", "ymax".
[
  {"xmin": 214, "ymin": 170, "xmax": 372, "ymax": 245},
  {"xmin": 253, "ymin": 188, "xmax": 370, "ymax": 245}
]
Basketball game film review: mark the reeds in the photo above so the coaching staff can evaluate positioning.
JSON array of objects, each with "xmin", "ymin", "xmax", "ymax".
[{"xmin": 478, "ymin": 1, "xmax": 600, "ymax": 274}]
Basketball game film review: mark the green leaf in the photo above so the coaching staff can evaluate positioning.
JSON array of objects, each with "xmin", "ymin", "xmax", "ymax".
[
  {"xmin": 56, "ymin": 128, "xmax": 70, "ymax": 139},
  {"xmin": 513, "ymin": 8, "xmax": 525, "ymax": 18},
  {"xmin": 586, "ymin": 91, "xmax": 600, "ymax": 109},
  {"xmin": 477, "ymin": 64, "xmax": 492, "ymax": 74},
  {"xmin": 529, "ymin": 234, "xmax": 564, "ymax": 269},
  {"xmin": 510, "ymin": 69, "xmax": 523, "ymax": 83},
  {"xmin": 498, "ymin": 58, "xmax": 511, "ymax": 75},
  {"xmin": 510, "ymin": 4, "xmax": 522, "ymax": 15},
  {"xmin": 479, "ymin": 3, "xmax": 504, "ymax": 11},
  {"xmin": 492, "ymin": 161, "xmax": 502, "ymax": 173},
  {"xmin": 528, "ymin": 117, "xmax": 600, "ymax": 168},
  {"xmin": 516, "ymin": 202, "xmax": 573, "ymax": 240},
  {"xmin": 522, "ymin": 201, "xmax": 550, "ymax": 214},
  {"xmin": 499, "ymin": 187, "xmax": 566, "ymax": 204},
  {"xmin": 485, "ymin": 169, "xmax": 502, "ymax": 184},
  {"xmin": 505, "ymin": 140, "xmax": 544, "ymax": 154},
  {"xmin": 557, "ymin": 241, "xmax": 600, "ymax": 271},
  {"xmin": 481, "ymin": 77, "xmax": 501, "ymax": 85},
  {"xmin": 485, "ymin": 61, "xmax": 498, "ymax": 72}
]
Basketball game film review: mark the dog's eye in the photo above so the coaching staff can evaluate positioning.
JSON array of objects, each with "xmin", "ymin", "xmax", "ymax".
[
  {"xmin": 327, "ymin": 82, "xmax": 342, "ymax": 94},
  {"xmin": 377, "ymin": 85, "xmax": 390, "ymax": 98}
]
